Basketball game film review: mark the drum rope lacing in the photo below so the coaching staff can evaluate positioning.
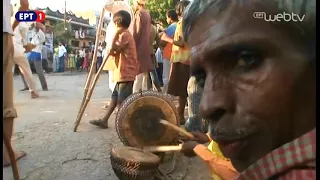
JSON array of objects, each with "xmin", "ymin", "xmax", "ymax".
[
  {"xmin": 115, "ymin": 90, "xmax": 188, "ymax": 179},
  {"xmin": 155, "ymin": 152, "xmax": 188, "ymax": 180}
]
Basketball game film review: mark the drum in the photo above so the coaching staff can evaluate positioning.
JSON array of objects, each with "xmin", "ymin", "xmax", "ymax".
[
  {"xmin": 110, "ymin": 146, "xmax": 161, "ymax": 180},
  {"xmin": 116, "ymin": 91, "xmax": 180, "ymax": 148}
]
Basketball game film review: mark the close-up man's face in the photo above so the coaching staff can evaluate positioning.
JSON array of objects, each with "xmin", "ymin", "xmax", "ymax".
[{"xmin": 187, "ymin": 5, "xmax": 315, "ymax": 171}]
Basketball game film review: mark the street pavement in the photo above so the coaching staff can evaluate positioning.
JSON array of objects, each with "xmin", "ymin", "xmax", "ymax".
[{"xmin": 3, "ymin": 72, "xmax": 211, "ymax": 180}]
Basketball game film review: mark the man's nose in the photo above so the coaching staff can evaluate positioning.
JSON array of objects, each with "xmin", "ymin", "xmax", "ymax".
[{"xmin": 199, "ymin": 76, "xmax": 235, "ymax": 122}]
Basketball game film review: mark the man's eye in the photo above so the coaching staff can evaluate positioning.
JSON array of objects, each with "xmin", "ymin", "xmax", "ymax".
[{"xmin": 234, "ymin": 50, "xmax": 263, "ymax": 72}]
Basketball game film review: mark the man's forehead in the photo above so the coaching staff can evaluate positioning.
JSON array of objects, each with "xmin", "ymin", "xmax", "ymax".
[
  {"xmin": 186, "ymin": 4, "xmax": 274, "ymax": 48},
  {"xmin": 188, "ymin": 19, "xmax": 226, "ymax": 47},
  {"xmin": 186, "ymin": 4, "xmax": 236, "ymax": 47}
]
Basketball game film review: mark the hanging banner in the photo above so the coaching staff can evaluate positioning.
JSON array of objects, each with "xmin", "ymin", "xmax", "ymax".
[{"xmin": 45, "ymin": 32, "xmax": 54, "ymax": 52}]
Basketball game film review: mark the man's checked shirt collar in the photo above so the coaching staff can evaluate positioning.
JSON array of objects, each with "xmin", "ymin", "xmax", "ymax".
[{"xmin": 237, "ymin": 128, "xmax": 316, "ymax": 180}]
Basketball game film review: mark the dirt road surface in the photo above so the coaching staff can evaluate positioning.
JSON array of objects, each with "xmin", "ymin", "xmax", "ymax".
[{"xmin": 3, "ymin": 73, "xmax": 211, "ymax": 180}]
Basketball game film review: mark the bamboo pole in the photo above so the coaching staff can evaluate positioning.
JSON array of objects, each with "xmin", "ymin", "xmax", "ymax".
[
  {"xmin": 159, "ymin": 119, "xmax": 195, "ymax": 139},
  {"xmin": 73, "ymin": 53, "xmax": 110, "ymax": 132},
  {"xmin": 74, "ymin": 8, "xmax": 105, "ymax": 132},
  {"xmin": 3, "ymin": 132, "xmax": 19, "ymax": 180},
  {"xmin": 143, "ymin": 145, "xmax": 183, "ymax": 153}
]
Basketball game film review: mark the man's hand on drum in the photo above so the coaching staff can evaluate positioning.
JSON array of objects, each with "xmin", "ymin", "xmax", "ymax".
[
  {"xmin": 180, "ymin": 132, "xmax": 211, "ymax": 157},
  {"xmin": 181, "ymin": 141, "xmax": 198, "ymax": 157},
  {"xmin": 181, "ymin": 131, "xmax": 210, "ymax": 144}
]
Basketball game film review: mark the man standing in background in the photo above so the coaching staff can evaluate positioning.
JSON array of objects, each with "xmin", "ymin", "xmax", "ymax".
[
  {"xmin": 79, "ymin": 47, "xmax": 85, "ymax": 71},
  {"xmin": 96, "ymin": 43, "xmax": 103, "ymax": 72},
  {"xmin": 132, "ymin": 0, "xmax": 153, "ymax": 93},
  {"xmin": 29, "ymin": 22, "xmax": 48, "ymax": 91},
  {"xmin": 58, "ymin": 42, "xmax": 67, "ymax": 72},
  {"xmin": 161, "ymin": 9, "xmax": 178, "ymax": 93},
  {"xmin": 41, "ymin": 43, "xmax": 49, "ymax": 73},
  {"xmin": 53, "ymin": 43, "xmax": 59, "ymax": 72},
  {"xmin": 148, "ymin": 20, "xmax": 162, "ymax": 92}
]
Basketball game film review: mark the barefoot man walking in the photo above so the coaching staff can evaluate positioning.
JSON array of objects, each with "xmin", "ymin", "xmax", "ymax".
[{"xmin": 11, "ymin": 6, "xmax": 39, "ymax": 98}]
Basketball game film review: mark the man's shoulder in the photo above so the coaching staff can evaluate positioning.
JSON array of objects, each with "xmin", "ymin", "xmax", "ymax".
[
  {"xmin": 167, "ymin": 23, "xmax": 177, "ymax": 30},
  {"xmin": 238, "ymin": 129, "xmax": 316, "ymax": 180},
  {"xmin": 137, "ymin": 8, "xmax": 151, "ymax": 17},
  {"xmin": 121, "ymin": 30, "xmax": 133, "ymax": 37},
  {"xmin": 124, "ymin": 31, "xmax": 136, "ymax": 46},
  {"xmin": 281, "ymin": 165, "xmax": 316, "ymax": 179}
]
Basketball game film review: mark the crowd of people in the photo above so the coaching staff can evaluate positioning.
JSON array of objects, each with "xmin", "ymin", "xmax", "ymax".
[
  {"xmin": 14, "ymin": 39, "xmax": 106, "ymax": 99},
  {"xmin": 52, "ymin": 42, "xmax": 107, "ymax": 73},
  {"xmin": 52, "ymin": 42, "xmax": 105, "ymax": 72},
  {"xmin": 15, "ymin": 40, "xmax": 106, "ymax": 76},
  {"xmin": 3, "ymin": 0, "xmax": 315, "ymax": 179}
]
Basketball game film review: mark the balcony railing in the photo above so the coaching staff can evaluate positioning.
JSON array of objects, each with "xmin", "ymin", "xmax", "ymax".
[{"xmin": 71, "ymin": 28, "xmax": 95, "ymax": 39}]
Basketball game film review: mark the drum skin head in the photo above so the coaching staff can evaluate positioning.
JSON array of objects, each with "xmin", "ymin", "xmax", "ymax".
[
  {"xmin": 116, "ymin": 91, "xmax": 180, "ymax": 148},
  {"xmin": 110, "ymin": 146, "xmax": 160, "ymax": 180}
]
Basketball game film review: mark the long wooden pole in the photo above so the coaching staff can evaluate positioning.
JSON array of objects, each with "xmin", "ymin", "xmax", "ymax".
[
  {"xmin": 74, "ymin": 53, "xmax": 110, "ymax": 131},
  {"xmin": 143, "ymin": 145, "xmax": 183, "ymax": 153},
  {"xmin": 159, "ymin": 120, "xmax": 195, "ymax": 139},
  {"xmin": 64, "ymin": 0, "xmax": 66, "ymax": 32},
  {"xmin": 74, "ymin": 8, "xmax": 105, "ymax": 132},
  {"xmin": 3, "ymin": 132, "xmax": 19, "ymax": 180}
]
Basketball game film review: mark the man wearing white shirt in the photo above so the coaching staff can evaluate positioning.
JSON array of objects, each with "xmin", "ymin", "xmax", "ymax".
[
  {"xmin": 29, "ymin": 23, "xmax": 48, "ymax": 90},
  {"xmin": 3, "ymin": 0, "xmax": 29, "ymax": 168},
  {"xmin": 79, "ymin": 48, "xmax": 85, "ymax": 58},
  {"xmin": 79, "ymin": 47, "xmax": 85, "ymax": 69},
  {"xmin": 58, "ymin": 42, "xmax": 67, "ymax": 72},
  {"xmin": 96, "ymin": 43, "xmax": 103, "ymax": 72},
  {"xmin": 101, "ymin": 42, "xmax": 107, "ymax": 59}
]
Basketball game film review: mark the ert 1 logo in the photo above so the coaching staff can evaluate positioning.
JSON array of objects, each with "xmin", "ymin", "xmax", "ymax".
[{"xmin": 15, "ymin": 11, "xmax": 46, "ymax": 22}]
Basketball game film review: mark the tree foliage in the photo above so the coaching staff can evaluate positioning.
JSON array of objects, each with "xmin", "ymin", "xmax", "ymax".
[
  {"xmin": 145, "ymin": 0, "xmax": 175, "ymax": 26},
  {"xmin": 52, "ymin": 21, "xmax": 73, "ymax": 45},
  {"xmin": 129, "ymin": 0, "xmax": 179, "ymax": 26}
]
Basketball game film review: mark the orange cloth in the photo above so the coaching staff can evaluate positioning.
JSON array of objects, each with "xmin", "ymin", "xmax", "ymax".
[
  {"xmin": 162, "ymin": 43, "xmax": 173, "ymax": 60},
  {"xmin": 193, "ymin": 144, "xmax": 239, "ymax": 180}
]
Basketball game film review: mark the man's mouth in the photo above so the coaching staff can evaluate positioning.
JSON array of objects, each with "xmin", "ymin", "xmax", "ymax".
[{"xmin": 213, "ymin": 135, "xmax": 252, "ymax": 158}]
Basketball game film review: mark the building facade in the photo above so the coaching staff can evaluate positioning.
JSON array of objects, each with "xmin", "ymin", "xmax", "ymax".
[
  {"xmin": 36, "ymin": 7, "xmax": 96, "ymax": 50},
  {"xmin": 74, "ymin": 10, "xmax": 111, "ymax": 44}
]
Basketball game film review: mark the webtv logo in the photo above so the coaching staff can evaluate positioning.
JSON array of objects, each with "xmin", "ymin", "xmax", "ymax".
[{"xmin": 15, "ymin": 11, "xmax": 46, "ymax": 22}]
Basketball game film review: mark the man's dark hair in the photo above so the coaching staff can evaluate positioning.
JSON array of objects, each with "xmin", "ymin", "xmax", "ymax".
[
  {"xmin": 113, "ymin": 10, "xmax": 131, "ymax": 28},
  {"xmin": 175, "ymin": 0, "xmax": 190, "ymax": 17},
  {"xmin": 150, "ymin": 16, "xmax": 156, "ymax": 25},
  {"xmin": 182, "ymin": 0, "xmax": 316, "ymax": 50},
  {"xmin": 166, "ymin": 9, "xmax": 178, "ymax": 22}
]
